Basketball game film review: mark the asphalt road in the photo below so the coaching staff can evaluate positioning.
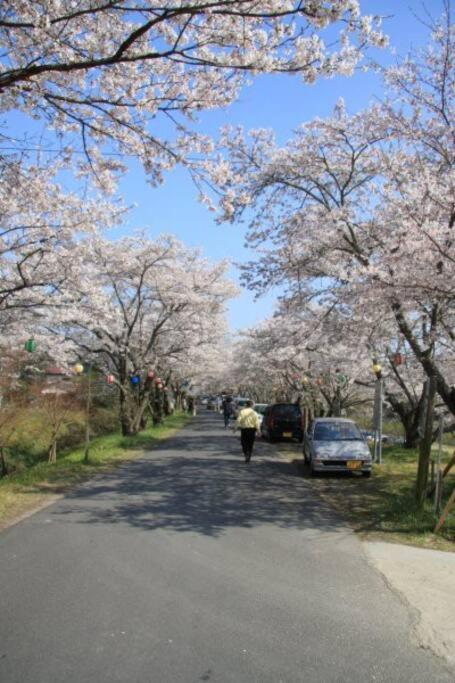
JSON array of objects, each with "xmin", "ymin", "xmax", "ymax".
[{"xmin": 0, "ymin": 412, "xmax": 452, "ymax": 683}]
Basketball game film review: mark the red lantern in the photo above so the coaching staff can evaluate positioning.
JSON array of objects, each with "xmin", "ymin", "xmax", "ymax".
[
  {"xmin": 316, "ymin": 377, "xmax": 322, "ymax": 386},
  {"xmin": 147, "ymin": 370, "xmax": 155, "ymax": 380},
  {"xmin": 106, "ymin": 374, "xmax": 115, "ymax": 384},
  {"xmin": 155, "ymin": 377, "xmax": 161, "ymax": 385},
  {"xmin": 392, "ymin": 353, "xmax": 404, "ymax": 367}
]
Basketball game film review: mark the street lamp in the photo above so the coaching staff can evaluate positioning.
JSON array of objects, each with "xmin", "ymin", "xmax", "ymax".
[
  {"xmin": 371, "ymin": 359, "xmax": 383, "ymax": 464},
  {"xmin": 75, "ymin": 362, "xmax": 92, "ymax": 463},
  {"xmin": 372, "ymin": 360, "xmax": 382, "ymax": 378}
]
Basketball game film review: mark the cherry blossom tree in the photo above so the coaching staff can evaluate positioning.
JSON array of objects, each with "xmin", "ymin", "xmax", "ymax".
[
  {"xmin": 0, "ymin": 1, "xmax": 387, "ymax": 347},
  {"xmin": 47, "ymin": 234, "xmax": 236, "ymax": 435},
  {"xmin": 206, "ymin": 3, "xmax": 455, "ymax": 419},
  {"xmin": 1, "ymin": 1, "xmax": 386, "ymax": 188},
  {"xmin": 0, "ymin": 154, "xmax": 122, "ymax": 319}
]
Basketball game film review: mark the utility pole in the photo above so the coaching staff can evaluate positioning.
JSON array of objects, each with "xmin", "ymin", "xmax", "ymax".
[{"xmin": 372, "ymin": 359, "xmax": 383, "ymax": 464}]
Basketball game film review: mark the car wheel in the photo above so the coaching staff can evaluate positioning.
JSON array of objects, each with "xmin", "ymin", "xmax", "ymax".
[{"xmin": 362, "ymin": 471, "xmax": 372, "ymax": 478}]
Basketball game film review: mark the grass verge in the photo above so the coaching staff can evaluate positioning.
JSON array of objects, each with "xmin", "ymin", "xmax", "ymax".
[
  {"xmin": 279, "ymin": 443, "xmax": 455, "ymax": 552},
  {"xmin": 0, "ymin": 411, "xmax": 192, "ymax": 530}
]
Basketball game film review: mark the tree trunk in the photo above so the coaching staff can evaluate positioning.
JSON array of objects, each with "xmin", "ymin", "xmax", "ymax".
[
  {"xmin": 119, "ymin": 390, "xmax": 138, "ymax": 436},
  {"xmin": 152, "ymin": 391, "xmax": 163, "ymax": 425},
  {"xmin": 48, "ymin": 438, "xmax": 57, "ymax": 463},
  {"xmin": 131, "ymin": 394, "xmax": 152, "ymax": 434},
  {"xmin": 386, "ymin": 386, "xmax": 427, "ymax": 449},
  {"xmin": 120, "ymin": 402, "xmax": 137, "ymax": 436},
  {"xmin": 393, "ymin": 303, "xmax": 455, "ymax": 416},
  {"xmin": 120, "ymin": 386, "xmax": 154, "ymax": 436},
  {"xmin": 163, "ymin": 391, "xmax": 172, "ymax": 416},
  {"xmin": 403, "ymin": 423, "xmax": 420, "ymax": 449},
  {"xmin": 0, "ymin": 447, "xmax": 8, "ymax": 477},
  {"xmin": 402, "ymin": 411, "xmax": 422, "ymax": 449},
  {"xmin": 395, "ymin": 403, "xmax": 423, "ymax": 449},
  {"xmin": 175, "ymin": 391, "xmax": 183, "ymax": 410},
  {"xmin": 415, "ymin": 376, "xmax": 436, "ymax": 508}
]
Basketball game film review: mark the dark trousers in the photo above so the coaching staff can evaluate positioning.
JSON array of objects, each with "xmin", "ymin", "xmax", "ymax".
[{"xmin": 240, "ymin": 428, "xmax": 256, "ymax": 459}]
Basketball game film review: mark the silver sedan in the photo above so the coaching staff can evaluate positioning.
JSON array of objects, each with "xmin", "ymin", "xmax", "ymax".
[{"xmin": 303, "ymin": 418, "xmax": 372, "ymax": 477}]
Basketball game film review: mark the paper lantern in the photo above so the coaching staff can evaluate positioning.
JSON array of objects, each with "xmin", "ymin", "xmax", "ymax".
[
  {"xmin": 392, "ymin": 353, "xmax": 404, "ymax": 366},
  {"xmin": 24, "ymin": 338, "xmax": 36, "ymax": 353},
  {"xmin": 106, "ymin": 374, "xmax": 115, "ymax": 385},
  {"xmin": 371, "ymin": 362, "xmax": 382, "ymax": 378},
  {"xmin": 147, "ymin": 370, "xmax": 155, "ymax": 380},
  {"xmin": 130, "ymin": 375, "xmax": 140, "ymax": 386},
  {"xmin": 74, "ymin": 363, "xmax": 84, "ymax": 375}
]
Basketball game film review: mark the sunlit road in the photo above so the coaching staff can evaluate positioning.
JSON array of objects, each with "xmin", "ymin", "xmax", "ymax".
[{"xmin": 0, "ymin": 412, "xmax": 452, "ymax": 682}]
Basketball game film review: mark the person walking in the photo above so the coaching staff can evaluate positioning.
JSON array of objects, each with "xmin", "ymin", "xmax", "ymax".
[
  {"xmin": 236, "ymin": 400, "xmax": 260, "ymax": 463},
  {"xmin": 222, "ymin": 396, "xmax": 235, "ymax": 429}
]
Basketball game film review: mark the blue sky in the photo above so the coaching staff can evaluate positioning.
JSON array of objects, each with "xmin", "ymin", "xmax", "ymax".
[{"xmin": 113, "ymin": 0, "xmax": 434, "ymax": 331}]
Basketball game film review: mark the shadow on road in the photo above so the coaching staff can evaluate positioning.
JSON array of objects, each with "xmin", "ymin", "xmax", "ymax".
[{"xmin": 55, "ymin": 414, "xmax": 345, "ymax": 538}]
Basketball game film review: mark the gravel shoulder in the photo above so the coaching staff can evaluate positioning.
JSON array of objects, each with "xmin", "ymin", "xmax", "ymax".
[{"xmin": 364, "ymin": 542, "xmax": 455, "ymax": 669}]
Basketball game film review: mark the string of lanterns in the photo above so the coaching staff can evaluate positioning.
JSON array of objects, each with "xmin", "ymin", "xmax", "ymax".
[
  {"xmin": 24, "ymin": 338, "xmax": 167, "ymax": 392},
  {"xmin": 105, "ymin": 370, "xmax": 166, "ymax": 390}
]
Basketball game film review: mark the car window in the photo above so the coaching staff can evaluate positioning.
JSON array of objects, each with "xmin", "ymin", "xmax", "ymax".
[
  {"xmin": 313, "ymin": 422, "xmax": 362, "ymax": 440},
  {"xmin": 254, "ymin": 404, "xmax": 268, "ymax": 415},
  {"xmin": 272, "ymin": 405, "xmax": 301, "ymax": 418}
]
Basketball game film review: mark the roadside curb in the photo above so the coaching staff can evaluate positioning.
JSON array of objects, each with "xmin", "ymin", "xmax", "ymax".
[{"xmin": 0, "ymin": 494, "xmax": 63, "ymax": 533}]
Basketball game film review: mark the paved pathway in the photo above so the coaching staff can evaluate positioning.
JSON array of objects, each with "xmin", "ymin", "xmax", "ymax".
[{"xmin": 0, "ymin": 412, "xmax": 452, "ymax": 682}]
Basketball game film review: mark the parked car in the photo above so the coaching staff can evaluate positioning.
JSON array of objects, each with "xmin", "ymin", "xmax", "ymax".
[
  {"xmin": 253, "ymin": 403, "xmax": 268, "ymax": 429},
  {"xmin": 381, "ymin": 434, "xmax": 404, "ymax": 445},
  {"xmin": 303, "ymin": 418, "xmax": 372, "ymax": 477},
  {"xmin": 261, "ymin": 403, "xmax": 303, "ymax": 442},
  {"xmin": 360, "ymin": 430, "xmax": 375, "ymax": 443}
]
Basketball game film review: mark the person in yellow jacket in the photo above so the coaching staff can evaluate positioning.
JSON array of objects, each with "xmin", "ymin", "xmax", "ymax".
[{"xmin": 236, "ymin": 400, "xmax": 261, "ymax": 463}]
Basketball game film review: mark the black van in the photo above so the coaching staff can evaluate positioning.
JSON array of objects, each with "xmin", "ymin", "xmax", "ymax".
[{"xmin": 261, "ymin": 403, "xmax": 303, "ymax": 442}]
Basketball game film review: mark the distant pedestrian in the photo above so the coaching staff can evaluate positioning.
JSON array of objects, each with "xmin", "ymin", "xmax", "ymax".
[
  {"xmin": 236, "ymin": 400, "xmax": 260, "ymax": 463},
  {"xmin": 222, "ymin": 396, "xmax": 235, "ymax": 428}
]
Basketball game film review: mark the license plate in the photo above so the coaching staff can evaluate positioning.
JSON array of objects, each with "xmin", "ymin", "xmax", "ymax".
[
  {"xmin": 347, "ymin": 460, "xmax": 362, "ymax": 470},
  {"xmin": 283, "ymin": 431, "xmax": 292, "ymax": 437}
]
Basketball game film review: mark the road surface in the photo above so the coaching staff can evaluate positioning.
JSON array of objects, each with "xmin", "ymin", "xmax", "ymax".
[{"xmin": 0, "ymin": 412, "xmax": 452, "ymax": 682}]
